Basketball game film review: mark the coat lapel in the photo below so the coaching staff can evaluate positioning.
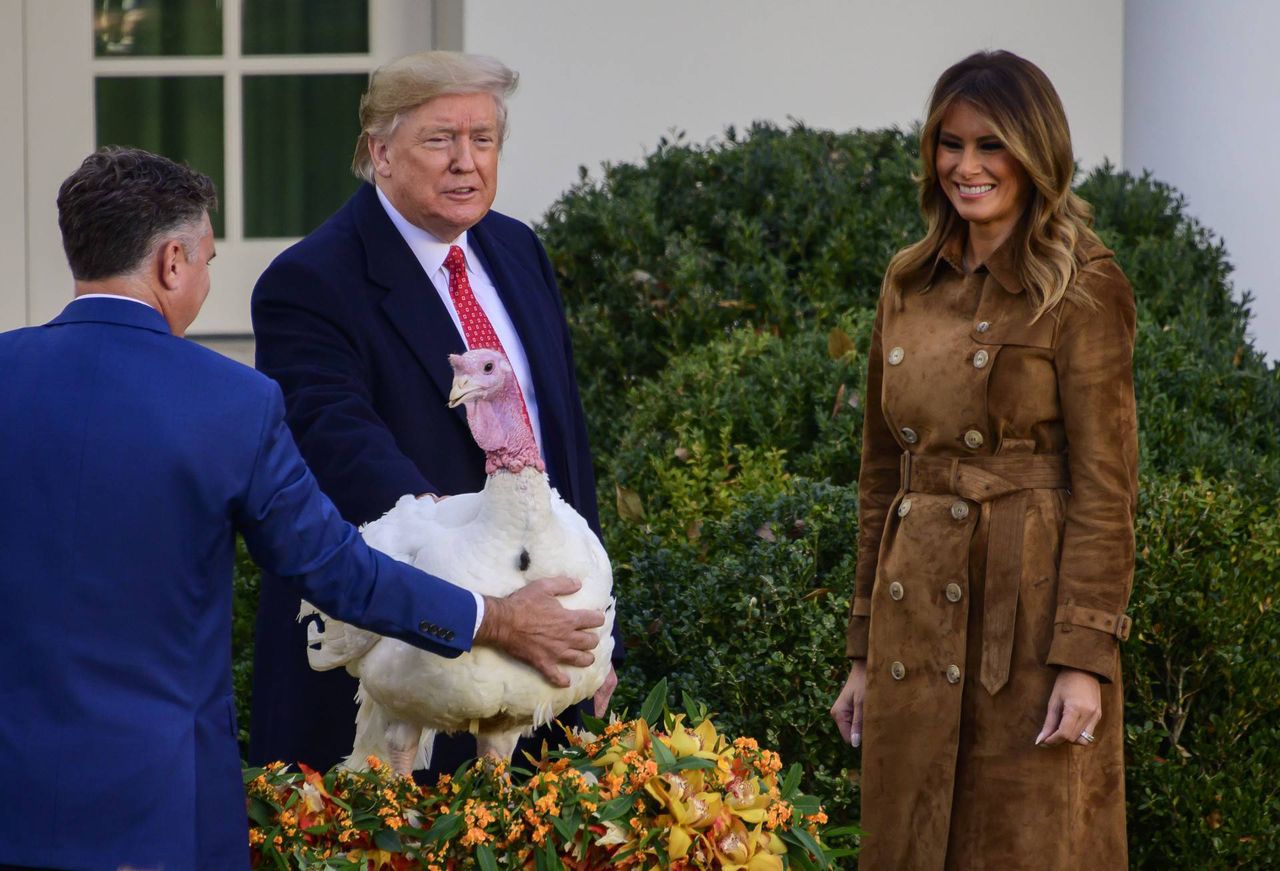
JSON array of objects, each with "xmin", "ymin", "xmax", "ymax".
[{"xmin": 352, "ymin": 185, "xmax": 466, "ymax": 412}]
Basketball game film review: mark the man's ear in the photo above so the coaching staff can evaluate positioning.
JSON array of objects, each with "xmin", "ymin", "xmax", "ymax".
[
  {"xmin": 158, "ymin": 239, "xmax": 186, "ymax": 291},
  {"xmin": 369, "ymin": 135, "xmax": 392, "ymax": 178}
]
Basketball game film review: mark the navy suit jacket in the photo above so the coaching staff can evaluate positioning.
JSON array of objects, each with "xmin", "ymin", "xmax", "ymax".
[
  {"xmin": 0, "ymin": 298, "xmax": 478, "ymax": 871},
  {"xmin": 249, "ymin": 183, "xmax": 606, "ymax": 775}
]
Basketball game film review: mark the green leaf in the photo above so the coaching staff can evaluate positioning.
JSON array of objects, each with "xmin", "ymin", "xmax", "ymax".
[
  {"xmin": 790, "ymin": 793, "xmax": 821, "ymax": 815},
  {"xmin": 668, "ymin": 756, "xmax": 717, "ymax": 772},
  {"xmin": 475, "ymin": 843, "xmax": 499, "ymax": 871},
  {"xmin": 596, "ymin": 793, "xmax": 636, "ymax": 822},
  {"xmin": 681, "ymin": 690, "xmax": 701, "ymax": 723},
  {"xmin": 790, "ymin": 850, "xmax": 819, "ymax": 871},
  {"xmin": 780, "ymin": 762, "xmax": 803, "ymax": 800},
  {"xmin": 422, "ymin": 813, "xmax": 465, "ymax": 845},
  {"xmin": 783, "ymin": 826, "xmax": 830, "ymax": 869},
  {"xmin": 551, "ymin": 813, "xmax": 578, "ymax": 843},
  {"xmin": 652, "ymin": 735, "xmax": 677, "ymax": 769},
  {"xmin": 373, "ymin": 828, "xmax": 403, "ymax": 852},
  {"xmin": 581, "ymin": 711, "xmax": 607, "ymax": 734},
  {"xmin": 639, "ymin": 678, "xmax": 669, "ymax": 726},
  {"xmin": 247, "ymin": 796, "xmax": 277, "ymax": 827}
]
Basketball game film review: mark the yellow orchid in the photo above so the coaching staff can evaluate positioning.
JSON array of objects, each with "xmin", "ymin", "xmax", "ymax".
[
  {"xmin": 725, "ymin": 776, "xmax": 772, "ymax": 824},
  {"xmin": 713, "ymin": 819, "xmax": 787, "ymax": 871},
  {"xmin": 246, "ymin": 688, "xmax": 837, "ymax": 870}
]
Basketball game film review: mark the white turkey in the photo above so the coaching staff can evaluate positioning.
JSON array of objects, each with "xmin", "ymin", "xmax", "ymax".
[{"xmin": 299, "ymin": 348, "xmax": 615, "ymax": 774}]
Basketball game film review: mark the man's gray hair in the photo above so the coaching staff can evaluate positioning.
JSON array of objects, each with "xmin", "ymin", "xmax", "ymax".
[{"xmin": 351, "ymin": 51, "xmax": 519, "ymax": 182}]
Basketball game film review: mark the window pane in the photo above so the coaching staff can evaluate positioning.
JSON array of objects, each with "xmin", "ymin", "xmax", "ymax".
[
  {"xmin": 243, "ymin": 74, "xmax": 365, "ymax": 238},
  {"xmin": 95, "ymin": 76, "xmax": 226, "ymax": 237},
  {"xmin": 93, "ymin": 0, "xmax": 222, "ymax": 57},
  {"xmin": 241, "ymin": 0, "xmax": 369, "ymax": 55}
]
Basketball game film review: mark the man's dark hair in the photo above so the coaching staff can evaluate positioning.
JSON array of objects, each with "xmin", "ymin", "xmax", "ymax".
[{"xmin": 57, "ymin": 147, "xmax": 218, "ymax": 281}]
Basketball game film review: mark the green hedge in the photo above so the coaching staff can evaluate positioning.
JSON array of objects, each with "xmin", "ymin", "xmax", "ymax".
[
  {"xmin": 230, "ymin": 122, "xmax": 1280, "ymax": 866},
  {"xmin": 541, "ymin": 123, "xmax": 1280, "ymax": 867}
]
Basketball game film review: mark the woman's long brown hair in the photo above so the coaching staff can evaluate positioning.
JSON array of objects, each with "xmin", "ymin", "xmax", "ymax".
[{"xmin": 884, "ymin": 50, "xmax": 1102, "ymax": 321}]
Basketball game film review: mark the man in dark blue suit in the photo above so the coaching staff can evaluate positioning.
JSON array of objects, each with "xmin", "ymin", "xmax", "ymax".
[
  {"xmin": 249, "ymin": 51, "xmax": 618, "ymax": 778},
  {"xmin": 0, "ymin": 148, "xmax": 603, "ymax": 871}
]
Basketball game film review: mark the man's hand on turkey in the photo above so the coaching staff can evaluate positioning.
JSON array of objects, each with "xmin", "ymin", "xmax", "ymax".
[{"xmin": 476, "ymin": 575, "xmax": 605, "ymax": 688}]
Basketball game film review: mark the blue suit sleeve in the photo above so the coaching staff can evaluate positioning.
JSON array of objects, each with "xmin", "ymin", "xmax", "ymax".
[
  {"xmin": 236, "ymin": 385, "xmax": 476, "ymax": 656},
  {"xmin": 252, "ymin": 257, "xmax": 437, "ymax": 523}
]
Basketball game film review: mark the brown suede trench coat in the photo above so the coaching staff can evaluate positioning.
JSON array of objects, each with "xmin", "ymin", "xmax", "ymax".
[{"xmin": 845, "ymin": 235, "xmax": 1138, "ymax": 870}]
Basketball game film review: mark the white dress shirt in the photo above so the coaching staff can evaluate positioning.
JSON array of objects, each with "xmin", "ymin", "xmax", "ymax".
[
  {"xmin": 74, "ymin": 293, "xmax": 156, "ymax": 308},
  {"xmin": 375, "ymin": 186, "xmax": 544, "ymax": 455}
]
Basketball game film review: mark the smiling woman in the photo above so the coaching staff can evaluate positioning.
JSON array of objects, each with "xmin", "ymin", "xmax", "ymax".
[{"xmin": 829, "ymin": 50, "xmax": 1138, "ymax": 870}]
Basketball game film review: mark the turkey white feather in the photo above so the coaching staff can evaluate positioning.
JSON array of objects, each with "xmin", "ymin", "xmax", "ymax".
[{"xmin": 299, "ymin": 348, "xmax": 614, "ymax": 773}]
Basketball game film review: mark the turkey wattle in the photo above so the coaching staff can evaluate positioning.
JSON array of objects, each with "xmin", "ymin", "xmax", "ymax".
[{"xmin": 299, "ymin": 348, "xmax": 614, "ymax": 773}]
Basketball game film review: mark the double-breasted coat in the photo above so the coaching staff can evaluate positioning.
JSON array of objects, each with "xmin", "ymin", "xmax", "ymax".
[{"xmin": 845, "ymin": 234, "xmax": 1138, "ymax": 870}]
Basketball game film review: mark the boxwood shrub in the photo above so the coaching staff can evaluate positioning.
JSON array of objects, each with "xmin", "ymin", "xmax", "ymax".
[
  {"xmin": 543, "ymin": 123, "xmax": 1280, "ymax": 867},
  {"xmin": 228, "ymin": 122, "xmax": 1280, "ymax": 867}
]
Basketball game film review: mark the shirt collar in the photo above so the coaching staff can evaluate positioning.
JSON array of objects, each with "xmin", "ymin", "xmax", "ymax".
[
  {"xmin": 74, "ymin": 293, "xmax": 157, "ymax": 309},
  {"xmin": 929, "ymin": 231, "xmax": 1024, "ymax": 294},
  {"xmin": 374, "ymin": 184, "xmax": 475, "ymax": 278}
]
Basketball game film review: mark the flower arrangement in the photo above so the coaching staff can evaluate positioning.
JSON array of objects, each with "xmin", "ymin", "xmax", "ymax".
[{"xmin": 246, "ymin": 681, "xmax": 856, "ymax": 869}]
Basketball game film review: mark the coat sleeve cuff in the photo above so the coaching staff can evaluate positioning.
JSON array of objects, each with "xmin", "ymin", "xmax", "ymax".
[
  {"xmin": 1044, "ymin": 602, "xmax": 1131, "ymax": 683},
  {"xmin": 845, "ymin": 596, "xmax": 872, "ymax": 658}
]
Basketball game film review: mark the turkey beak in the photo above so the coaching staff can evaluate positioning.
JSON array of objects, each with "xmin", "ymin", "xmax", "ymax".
[{"xmin": 448, "ymin": 376, "xmax": 478, "ymax": 408}]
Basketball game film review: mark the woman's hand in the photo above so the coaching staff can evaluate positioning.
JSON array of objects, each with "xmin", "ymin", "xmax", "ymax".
[
  {"xmin": 830, "ymin": 660, "xmax": 868, "ymax": 748},
  {"xmin": 1035, "ymin": 667, "xmax": 1102, "ymax": 746}
]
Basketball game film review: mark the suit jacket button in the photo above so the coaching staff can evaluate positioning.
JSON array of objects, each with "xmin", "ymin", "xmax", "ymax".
[
  {"xmin": 444, "ymin": 630, "xmax": 455, "ymax": 641},
  {"xmin": 951, "ymin": 501, "xmax": 970, "ymax": 520},
  {"xmin": 972, "ymin": 349, "xmax": 990, "ymax": 369},
  {"xmin": 900, "ymin": 426, "xmax": 918, "ymax": 444},
  {"xmin": 897, "ymin": 499, "xmax": 912, "ymax": 518},
  {"xmin": 889, "ymin": 581, "xmax": 904, "ymax": 601},
  {"xmin": 947, "ymin": 664, "xmax": 962, "ymax": 684},
  {"xmin": 945, "ymin": 582, "xmax": 963, "ymax": 603},
  {"xmin": 890, "ymin": 661, "xmax": 907, "ymax": 680},
  {"xmin": 419, "ymin": 620, "xmax": 431, "ymax": 633},
  {"xmin": 976, "ymin": 320, "xmax": 991, "ymax": 333},
  {"xmin": 963, "ymin": 429, "xmax": 984, "ymax": 449},
  {"xmin": 888, "ymin": 346, "xmax": 905, "ymax": 366}
]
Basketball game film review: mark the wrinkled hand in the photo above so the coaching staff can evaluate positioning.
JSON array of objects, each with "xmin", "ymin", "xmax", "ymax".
[
  {"xmin": 830, "ymin": 660, "xmax": 867, "ymax": 748},
  {"xmin": 1035, "ymin": 667, "xmax": 1102, "ymax": 747},
  {"xmin": 593, "ymin": 664, "xmax": 618, "ymax": 717},
  {"xmin": 475, "ymin": 575, "xmax": 605, "ymax": 688}
]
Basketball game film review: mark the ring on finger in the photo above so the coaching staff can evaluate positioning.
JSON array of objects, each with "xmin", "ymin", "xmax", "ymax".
[{"xmin": 1079, "ymin": 730, "xmax": 1096, "ymax": 744}]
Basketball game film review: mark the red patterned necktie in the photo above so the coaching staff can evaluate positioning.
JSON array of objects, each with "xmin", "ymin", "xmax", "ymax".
[{"xmin": 443, "ymin": 245, "xmax": 535, "ymax": 436}]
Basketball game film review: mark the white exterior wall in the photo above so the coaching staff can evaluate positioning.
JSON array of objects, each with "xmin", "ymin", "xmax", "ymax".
[
  {"xmin": 1124, "ymin": 0, "xmax": 1280, "ymax": 361},
  {"xmin": 466, "ymin": 0, "xmax": 1124, "ymax": 227}
]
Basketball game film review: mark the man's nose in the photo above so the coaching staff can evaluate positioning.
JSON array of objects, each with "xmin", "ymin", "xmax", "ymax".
[{"xmin": 450, "ymin": 139, "xmax": 477, "ymax": 172}]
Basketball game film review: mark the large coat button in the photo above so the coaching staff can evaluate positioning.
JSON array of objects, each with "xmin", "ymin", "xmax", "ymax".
[
  {"xmin": 888, "ymin": 346, "xmax": 905, "ymax": 366},
  {"xmin": 889, "ymin": 581, "xmax": 904, "ymax": 600},
  {"xmin": 898, "ymin": 499, "xmax": 913, "ymax": 517},
  {"xmin": 947, "ymin": 664, "xmax": 962, "ymax": 684},
  {"xmin": 900, "ymin": 426, "xmax": 918, "ymax": 444},
  {"xmin": 972, "ymin": 349, "xmax": 989, "ymax": 369},
  {"xmin": 891, "ymin": 661, "xmax": 907, "ymax": 680},
  {"xmin": 976, "ymin": 320, "xmax": 991, "ymax": 333},
  {"xmin": 945, "ymin": 582, "xmax": 963, "ymax": 602},
  {"xmin": 964, "ymin": 429, "xmax": 984, "ymax": 449},
  {"xmin": 950, "ymin": 501, "xmax": 970, "ymax": 520}
]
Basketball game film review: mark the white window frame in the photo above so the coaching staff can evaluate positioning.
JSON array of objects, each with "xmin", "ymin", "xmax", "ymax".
[{"xmin": 20, "ymin": 0, "xmax": 440, "ymax": 335}]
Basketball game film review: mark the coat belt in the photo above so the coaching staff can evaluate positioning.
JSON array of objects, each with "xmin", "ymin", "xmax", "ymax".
[{"xmin": 899, "ymin": 451, "xmax": 1070, "ymax": 695}]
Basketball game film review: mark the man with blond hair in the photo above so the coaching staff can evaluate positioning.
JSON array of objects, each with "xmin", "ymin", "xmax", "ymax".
[{"xmin": 249, "ymin": 51, "xmax": 618, "ymax": 779}]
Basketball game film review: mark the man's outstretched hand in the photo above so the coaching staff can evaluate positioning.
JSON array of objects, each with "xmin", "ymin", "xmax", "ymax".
[{"xmin": 474, "ymin": 575, "xmax": 605, "ymax": 687}]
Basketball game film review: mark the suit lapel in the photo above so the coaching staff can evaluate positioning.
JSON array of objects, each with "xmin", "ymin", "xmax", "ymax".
[
  {"xmin": 469, "ymin": 218, "xmax": 580, "ymax": 502},
  {"xmin": 353, "ymin": 185, "xmax": 467, "ymax": 413}
]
